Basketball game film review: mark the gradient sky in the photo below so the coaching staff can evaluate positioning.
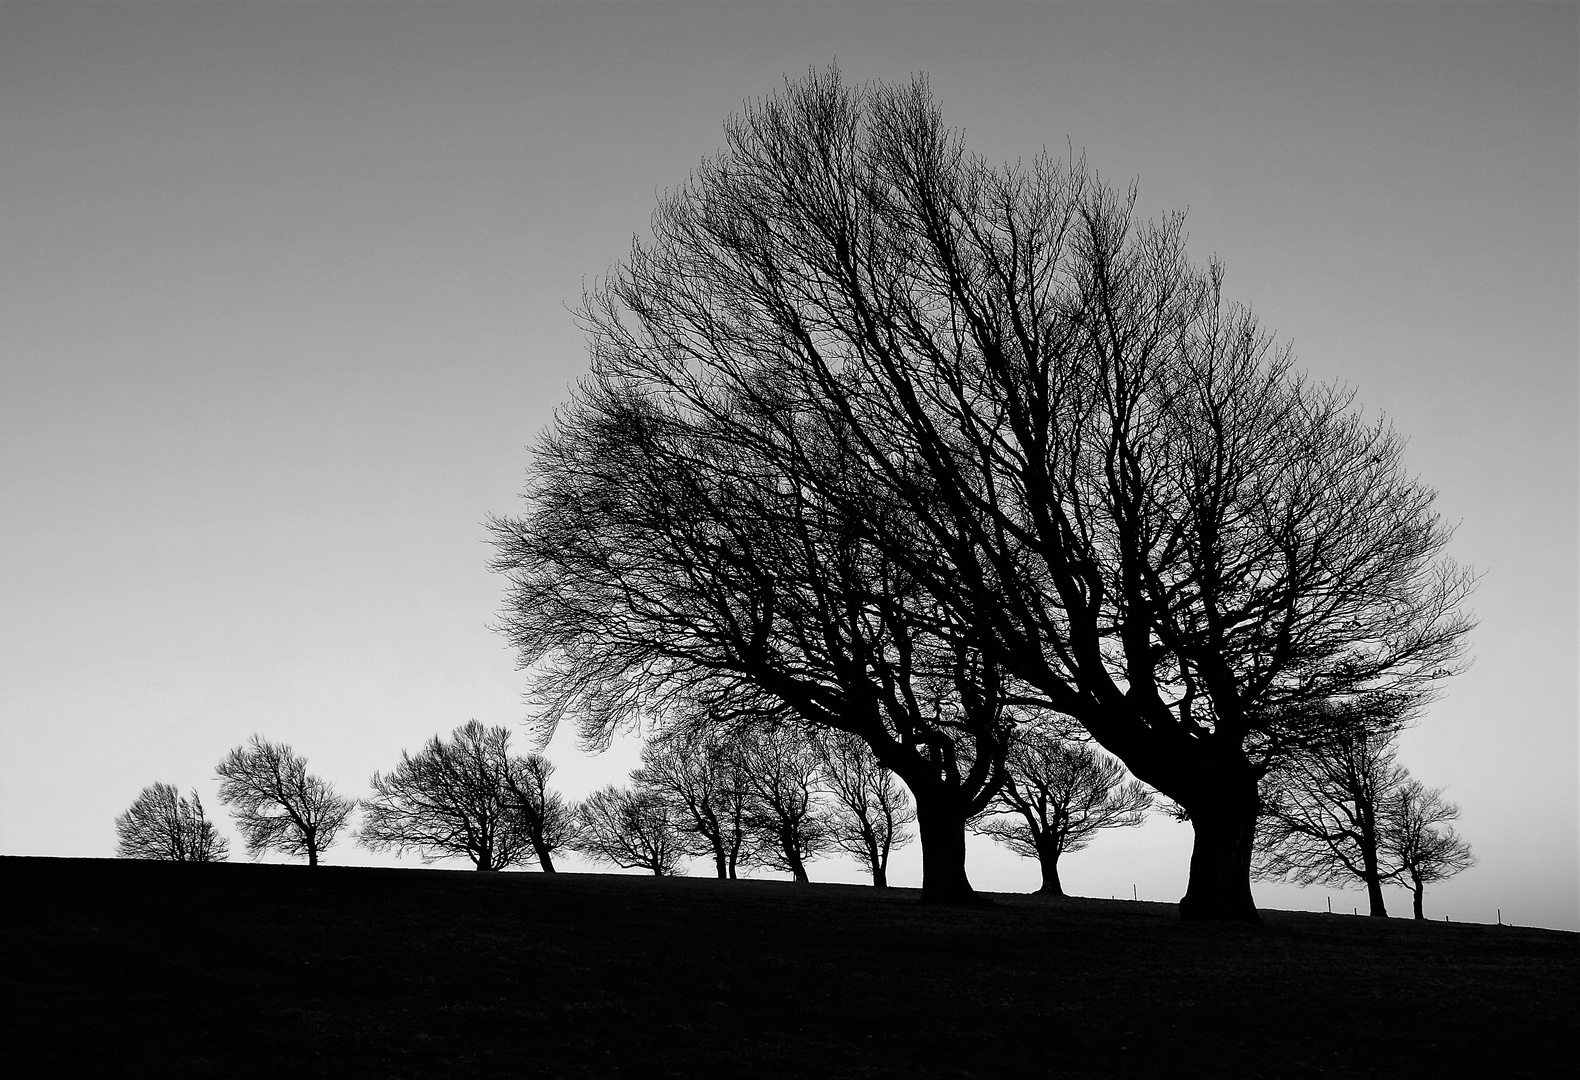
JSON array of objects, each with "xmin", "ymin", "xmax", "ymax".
[{"xmin": 2, "ymin": 1, "xmax": 1575, "ymax": 929}]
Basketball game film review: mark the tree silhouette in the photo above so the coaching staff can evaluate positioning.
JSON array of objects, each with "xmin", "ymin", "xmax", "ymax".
[
  {"xmin": 632, "ymin": 724, "xmax": 752, "ymax": 879},
  {"xmin": 359, "ymin": 721, "xmax": 540, "ymax": 871},
  {"xmin": 575, "ymin": 785, "xmax": 685, "ymax": 876},
  {"xmin": 491, "ymin": 68, "xmax": 1474, "ymax": 919},
  {"xmin": 972, "ymin": 724, "xmax": 1151, "ymax": 897},
  {"xmin": 1255, "ymin": 705, "xmax": 1411, "ymax": 917},
  {"xmin": 813, "ymin": 728, "xmax": 914, "ymax": 887},
  {"xmin": 215, "ymin": 736, "xmax": 353, "ymax": 866},
  {"xmin": 1383, "ymin": 780, "xmax": 1474, "ymax": 919},
  {"xmin": 501, "ymin": 752, "xmax": 583, "ymax": 872},
  {"xmin": 114, "ymin": 782, "xmax": 229, "ymax": 862},
  {"xmin": 734, "ymin": 724, "xmax": 834, "ymax": 884}
]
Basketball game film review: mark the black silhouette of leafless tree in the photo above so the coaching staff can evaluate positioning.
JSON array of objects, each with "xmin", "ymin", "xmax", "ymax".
[
  {"xmin": 972, "ymin": 723, "xmax": 1152, "ymax": 897},
  {"xmin": 215, "ymin": 736, "xmax": 353, "ymax": 866},
  {"xmin": 114, "ymin": 782, "xmax": 229, "ymax": 862},
  {"xmin": 632, "ymin": 723, "xmax": 752, "ymax": 879},
  {"xmin": 1254, "ymin": 701, "xmax": 1413, "ymax": 917},
  {"xmin": 501, "ymin": 752, "xmax": 583, "ymax": 872},
  {"xmin": 733, "ymin": 723, "xmax": 834, "ymax": 884},
  {"xmin": 359, "ymin": 721, "xmax": 542, "ymax": 871},
  {"xmin": 490, "ymin": 69, "xmax": 1473, "ymax": 919},
  {"xmin": 574, "ymin": 784, "xmax": 686, "ymax": 876},
  {"xmin": 1382, "ymin": 779, "xmax": 1474, "ymax": 920},
  {"xmin": 813, "ymin": 728, "xmax": 914, "ymax": 887}
]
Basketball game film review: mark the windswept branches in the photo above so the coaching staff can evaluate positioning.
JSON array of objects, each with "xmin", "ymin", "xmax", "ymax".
[
  {"xmin": 501, "ymin": 753, "xmax": 584, "ymax": 873},
  {"xmin": 215, "ymin": 736, "xmax": 353, "ymax": 867},
  {"xmin": 115, "ymin": 783, "xmax": 229, "ymax": 862}
]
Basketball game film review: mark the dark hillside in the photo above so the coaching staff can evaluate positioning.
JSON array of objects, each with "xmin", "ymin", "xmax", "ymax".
[{"xmin": 3, "ymin": 856, "xmax": 1574, "ymax": 1077}]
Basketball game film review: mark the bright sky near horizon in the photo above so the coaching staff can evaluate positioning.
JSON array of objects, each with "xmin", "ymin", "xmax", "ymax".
[{"xmin": 2, "ymin": 2, "xmax": 1575, "ymax": 930}]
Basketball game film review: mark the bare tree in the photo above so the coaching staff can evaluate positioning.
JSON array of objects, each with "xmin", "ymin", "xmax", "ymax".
[
  {"xmin": 501, "ymin": 752, "xmax": 583, "ymax": 873},
  {"xmin": 632, "ymin": 724, "xmax": 752, "ymax": 879},
  {"xmin": 734, "ymin": 723, "xmax": 835, "ymax": 883},
  {"xmin": 359, "ymin": 721, "xmax": 535, "ymax": 871},
  {"xmin": 972, "ymin": 724, "xmax": 1152, "ymax": 897},
  {"xmin": 114, "ymin": 783, "xmax": 229, "ymax": 862},
  {"xmin": 490, "ymin": 285, "xmax": 1019, "ymax": 903},
  {"xmin": 813, "ymin": 729, "xmax": 914, "ymax": 887},
  {"xmin": 493, "ymin": 68, "xmax": 1474, "ymax": 920},
  {"xmin": 575, "ymin": 785, "xmax": 686, "ymax": 876},
  {"xmin": 215, "ymin": 736, "xmax": 353, "ymax": 866},
  {"xmin": 1254, "ymin": 704, "xmax": 1411, "ymax": 917},
  {"xmin": 1382, "ymin": 780, "xmax": 1474, "ymax": 920}
]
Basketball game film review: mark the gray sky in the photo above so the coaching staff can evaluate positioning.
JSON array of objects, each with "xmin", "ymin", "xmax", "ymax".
[{"xmin": 2, "ymin": 1, "xmax": 1574, "ymax": 929}]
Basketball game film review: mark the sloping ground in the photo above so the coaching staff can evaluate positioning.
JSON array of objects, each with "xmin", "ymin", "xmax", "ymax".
[{"xmin": 3, "ymin": 856, "xmax": 1573, "ymax": 1078}]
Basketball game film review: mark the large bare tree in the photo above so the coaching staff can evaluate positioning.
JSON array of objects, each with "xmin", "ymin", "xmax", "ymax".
[
  {"xmin": 501, "ymin": 753, "xmax": 583, "ymax": 873},
  {"xmin": 972, "ymin": 723, "xmax": 1151, "ymax": 897},
  {"xmin": 215, "ymin": 736, "xmax": 353, "ymax": 867},
  {"xmin": 490, "ymin": 355, "xmax": 1018, "ymax": 902},
  {"xmin": 496, "ymin": 69, "xmax": 1473, "ymax": 920},
  {"xmin": 114, "ymin": 782, "xmax": 229, "ymax": 862}
]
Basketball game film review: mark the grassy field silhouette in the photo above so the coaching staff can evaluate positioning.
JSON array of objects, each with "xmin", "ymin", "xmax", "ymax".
[{"xmin": 4, "ymin": 856, "xmax": 1573, "ymax": 1077}]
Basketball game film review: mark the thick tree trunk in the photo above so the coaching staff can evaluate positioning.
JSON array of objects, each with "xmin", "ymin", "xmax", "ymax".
[
  {"xmin": 1176, "ymin": 766, "xmax": 1261, "ymax": 923},
  {"xmin": 1359, "ymin": 811, "xmax": 1388, "ymax": 917},
  {"xmin": 536, "ymin": 846, "xmax": 557, "ymax": 873},
  {"xmin": 307, "ymin": 846, "xmax": 318, "ymax": 868},
  {"xmin": 913, "ymin": 792, "xmax": 982, "ymax": 905},
  {"xmin": 784, "ymin": 842, "xmax": 810, "ymax": 883},
  {"xmin": 1412, "ymin": 876, "xmax": 1425, "ymax": 920},
  {"xmin": 1035, "ymin": 841, "xmax": 1065, "ymax": 897},
  {"xmin": 711, "ymin": 844, "xmax": 729, "ymax": 879},
  {"xmin": 1364, "ymin": 874, "xmax": 1389, "ymax": 918}
]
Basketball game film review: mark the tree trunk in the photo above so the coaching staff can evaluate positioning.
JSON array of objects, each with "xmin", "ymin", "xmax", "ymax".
[
  {"xmin": 711, "ymin": 843, "xmax": 729, "ymax": 879},
  {"xmin": 307, "ymin": 845, "xmax": 318, "ymax": 868},
  {"xmin": 1035, "ymin": 840, "xmax": 1065, "ymax": 897},
  {"xmin": 864, "ymin": 826, "xmax": 888, "ymax": 887},
  {"xmin": 1364, "ymin": 874, "xmax": 1389, "ymax": 918},
  {"xmin": 1358, "ymin": 809, "xmax": 1388, "ymax": 917},
  {"xmin": 783, "ymin": 838, "xmax": 810, "ymax": 883},
  {"xmin": 913, "ymin": 791, "xmax": 982, "ymax": 905},
  {"xmin": 1176, "ymin": 767, "xmax": 1261, "ymax": 923},
  {"xmin": 1412, "ymin": 875, "xmax": 1425, "ymax": 920},
  {"xmin": 536, "ymin": 846, "xmax": 557, "ymax": 873}
]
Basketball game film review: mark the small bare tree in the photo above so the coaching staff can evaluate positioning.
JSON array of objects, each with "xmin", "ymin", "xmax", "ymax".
[
  {"xmin": 115, "ymin": 783, "xmax": 229, "ymax": 862},
  {"xmin": 215, "ymin": 736, "xmax": 353, "ymax": 866},
  {"xmin": 575, "ymin": 785, "xmax": 685, "ymax": 876},
  {"xmin": 971, "ymin": 725, "xmax": 1152, "ymax": 897},
  {"xmin": 359, "ymin": 721, "xmax": 534, "ymax": 871},
  {"xmin": 813, "ymin": 729, "xmax": 914, "ymax": 887},
  {"xmin": 1254, "ymin": 710, "xmax": 1410, "ymax": 917},
  {"xmin": 735, "ymin": 725, "xmax": 834, "ymax": 884},
  {"xmin": 501, "ymin": 753, "xmax": 583, "ymax": 872},
  {"xmin": 1383, "ymin": 780, "xmax": 1474, "ymax": 920},
  {"xmin": 632, "ymin": 726, "xmax": 752, "ymax": 879}
]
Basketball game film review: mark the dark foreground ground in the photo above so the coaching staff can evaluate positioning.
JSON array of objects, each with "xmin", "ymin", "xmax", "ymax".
[{"xmin": 3, "ymin": 857, "xmax": 1575, "ymax": 1078}]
